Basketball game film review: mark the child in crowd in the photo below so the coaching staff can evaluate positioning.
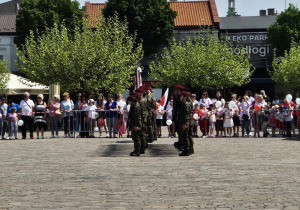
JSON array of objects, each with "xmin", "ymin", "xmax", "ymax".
[
  {"xmin": 215, "ymin": 106, "xmax": 224, "ymax": 137},
  {"xmin": 284, "ymin": 103, "xmax": 293, "ymax": 137},
  {"xmin": 268, "ymin": 105, "xmax": 278, "ymax": 137},
  {"xmin": 198, "ymin": 104, "xmax": 208, "ymax": 138},
  {"xmin": 208, "ymin": 104, "xmax": 216, "ymax": 138},
  {"xmin": 223, "ymin": 102, "xmax": 234, "ymax": 137},
  {"xmin": 192, "ymin": 104, "xmax": 199, "ymax": 137},
  {"xmin": 166, "ymin": 101, "xmax": 173, "ymax": 138},
  {"xmin": 262, "ymin": 104, "xmax": 270, "ymax": 137},
  {"xmin": 87, "ymin": 99, "xmax": 96, "ymax": 138},
  {"xmin": 277, "ymin": 107, "xmax": 285, "ymax": 136},
  {"xmin": 9, "ymin": 107, "xmax": 18, "ymax": 140},
  {"xmin": 156, "ymin": 100, "xmax": 164, "ymax": 138}
]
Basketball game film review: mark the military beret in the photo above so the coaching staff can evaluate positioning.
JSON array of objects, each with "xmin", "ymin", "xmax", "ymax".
[{"xmin": 135, "ymin": 87, "xmax": 145, "ymax": 93}]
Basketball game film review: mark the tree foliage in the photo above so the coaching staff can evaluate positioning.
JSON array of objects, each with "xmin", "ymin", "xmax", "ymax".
[
  {"xmin": 150, "ymin": 33, "xmax": 252, "ymax": 89},
  {"xmin": 272, "ymin": 44, "xmax": 300, "ymax": 84},
  {"xmin": 0, "ymin": 60, "xmax": 10, "ymax": 90},
  {"xmin": 102, "ymin": 0, "xmax": 177, "ymax": 56},
  {"xmin": 17, "ymin": 16, "xmax": 144, "ymax": 94},
  {"xmin": 15, "ymin": 0, "xmax": 85, "ymax": 49},
  {"xmin": 268, "ymin": 4, "xmax": 300, "ymax": 54}
]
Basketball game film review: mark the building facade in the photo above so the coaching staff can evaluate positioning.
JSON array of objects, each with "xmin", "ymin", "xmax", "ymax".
[
  {"xmin": 220, "ymin": 9, "xmax": 278, "ymax": 99},
  {"xmin": 0, "ymin": 13, "xmax": 18, "ymax": 73}
]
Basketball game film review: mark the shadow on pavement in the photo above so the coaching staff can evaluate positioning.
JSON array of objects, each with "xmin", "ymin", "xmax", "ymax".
[{"xmin": 95, "ymin": 143, "xmax": 179, "ymax": 157}]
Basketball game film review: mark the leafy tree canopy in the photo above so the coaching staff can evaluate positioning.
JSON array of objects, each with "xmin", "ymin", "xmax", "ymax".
[
  {"xmin": 17, "ymin": 16, "xmax": 144, "ymax": 94},
  {"xmin": 15, "ymin": 0, "xmax": 85, "ymax": 49},
  {"xmin": 150, "ymin": 32, "xmax": 252, "ymax": 89},
  {"xmin": 102, "ymin": 0, "xmax": 177, "ymax": 56},
  {"xmin": 272, "ymin": 44, "xmax": 300, "ymax": 84},
  {"xmin": 268, "ymin": 4, "xmax": 300, "ymax": 54},
  {"xmin": 0, "ymin": 60, "xmax": 10, "ymax": 90}
]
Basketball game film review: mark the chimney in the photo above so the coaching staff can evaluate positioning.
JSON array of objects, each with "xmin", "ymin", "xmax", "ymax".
[
  {"xmin": 259, "ymin": 9, "xmax": 266, "ymax": 16},
  {"xmin": 268, "ymin": 8, "xmax": 275, "ymax": 15}
]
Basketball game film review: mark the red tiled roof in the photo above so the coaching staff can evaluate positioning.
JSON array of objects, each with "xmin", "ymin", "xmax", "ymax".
[
  {"xmin": 0, "ymin": 13, "xmax": 17, "ymax": 33},
  {"xmin": 85, "ymin": 0, "xmax": 220, "ymax": 28}
]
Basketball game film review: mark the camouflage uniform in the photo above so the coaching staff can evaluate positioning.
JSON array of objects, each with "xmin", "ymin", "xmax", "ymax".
[
  {"xmin": 139, "ymin": 97, "xmax": 148, "ymax": 152},
  {"xmin": 128, "ymin": 101, "xmax": 142, "ymax": 153},
  {"xmin": 179, "ymin": 99, "xmax": 193, "ymax": 155},
  {"xmin": 147, "ymin": 94, "xmax": 157, "ymax": 143},
  {"xmin": 173, "ymin": 95, "xmax": 183, "ymax": 149}
]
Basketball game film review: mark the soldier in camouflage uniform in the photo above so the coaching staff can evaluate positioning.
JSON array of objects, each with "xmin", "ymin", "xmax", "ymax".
[
  {"xmin": 128, "ymin": 93, "xmax": 142, "ymax": 156},
  {"xmin": 136, "ymin": 86, "xmax": 148, "ymax": 154},
  {"xmin": 178, "ymin": 91, "xmax": 193, "ymax": 156},
  {"xmin": 183, "ymin": 87, "xmax": 194, "ymax": 155},
  {"xmin": 145, "ymin": 86, "xmax": 157, "ymax": 143},
  {"xmin": 173, "ymin": 85, "xmax": 184, "ymax": 151}
]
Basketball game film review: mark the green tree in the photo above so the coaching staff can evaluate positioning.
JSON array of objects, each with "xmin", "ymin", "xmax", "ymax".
[
  {"xmin": 17, "ymin": 16, "xmax": 144, "ymax": 93},
  {"xmin": 268, "ymin": 4, "xmax": 300, "ymax": 54},
  {"xmin": 102, "ymin": 0, "xmax": 177, "ymax": 56},
  {"xmin": 15, "ymin": 0, "xmax": 85, "ymax": 49},
  {"xmin": 0, "ymin": 60, "xmax": 10, "ymax": 90},
  {"xmin": 272, "ymin": 44, "xmax": 300, "ymax": 84},
  {"xmin": 150, "ymin": 33, "xmax": 252, "ymax": 89}
]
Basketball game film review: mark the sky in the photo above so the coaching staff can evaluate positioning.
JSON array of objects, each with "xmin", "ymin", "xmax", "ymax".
[{"xmin": 0, "ymin": 0, "xmax": 298, "ymax": 17}]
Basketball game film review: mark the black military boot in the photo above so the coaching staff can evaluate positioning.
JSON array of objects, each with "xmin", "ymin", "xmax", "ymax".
[
  {"xmin": 189, "ymin": 147, "xmax": 194, "ymax": 155},
  {"xmin": 130, "ymin": 151, "xmax": 140, "ymax": 156},
  {"xmin": 179, "ymin": 150, "xmax": 190, "ymax": 156},
  {"xmin": 140, "ymin": 149, "xmax": 145, "ymax": 154},
  {"xmin": 174, "ymin": 141, "xmax": 181, "ymax": 149}
]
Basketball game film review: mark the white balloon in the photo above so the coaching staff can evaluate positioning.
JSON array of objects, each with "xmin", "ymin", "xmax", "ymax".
[
  {"xmin": 286, "ymin": 94, "xmax": 293, "ymax": 103},
  {"xmin": 166, "ymin": 120, "xmax": 172, "ymax": 126},
  {"xmin": 94, "ymin": 127, "xmax": 99, "ymax": 132},
  {"xmin": 18, "ymin": 120, "xmax": 24, "ymax": 126},
  {"xmin": 215, "ymin": 101, "xmax": 222, "ymax": 108},
  {"xmin": 193, "ymin": 113, "xmax": 199, "ymax": 120},
  {"xmin": 296, "ymin": 98, "xmax": 300, "ymax": 105},
  {"xmin": 229, "ymin": 101, "xmax": 235, "ymax": 109},
  {"xmin": 221, "ymin": 99, "xmax": 225, "ymax": 105}
]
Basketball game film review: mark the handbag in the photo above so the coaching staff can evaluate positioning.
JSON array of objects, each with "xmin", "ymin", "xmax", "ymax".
[{"xmin": 242, "ymin": 114, "xmax": 249, "ymax": 120}]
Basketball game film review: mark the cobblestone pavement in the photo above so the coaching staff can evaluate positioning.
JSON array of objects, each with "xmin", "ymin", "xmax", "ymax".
[{"xmin": 1, "ymin": 128, "xmax": 300, "ymax": 209}]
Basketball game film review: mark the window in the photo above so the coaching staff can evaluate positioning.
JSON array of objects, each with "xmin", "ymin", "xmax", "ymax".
[{"xmin": 0, "ymin": 55, "xmax": 3, "ymax": 61}]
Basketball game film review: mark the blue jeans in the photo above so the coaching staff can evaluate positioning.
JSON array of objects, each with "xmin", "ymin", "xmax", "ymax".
[{"xmin": 241, "ymin": 119, "xmax": 250, "ymax": 136}]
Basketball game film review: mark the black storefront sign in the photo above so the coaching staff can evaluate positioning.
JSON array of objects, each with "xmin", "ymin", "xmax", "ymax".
[{"xmin": 221, "ymin": 32, "xmax": 275, "ymax": 69}]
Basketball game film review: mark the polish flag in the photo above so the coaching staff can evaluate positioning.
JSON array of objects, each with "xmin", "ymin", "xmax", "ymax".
[
  {"xmin": 135, "ymin": 67, "xmax": 142, "ymax": 90},
  {"xmin": 160, "ymin": 88, "xmax": 169, "ymax": 109}
]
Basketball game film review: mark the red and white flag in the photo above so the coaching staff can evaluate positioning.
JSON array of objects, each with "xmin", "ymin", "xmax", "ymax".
[
  {"xmin": 160, "ymin": 88, "xmax": 169, "ymax": 109},
  {"xmin": 135, "ymin": 67, "xmax": 142, "ymax": 90}
]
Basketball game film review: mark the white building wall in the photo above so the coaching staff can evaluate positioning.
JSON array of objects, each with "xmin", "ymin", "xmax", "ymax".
[{"xmin": 0, "ymin": 35, "xmax": 18, "ymax": 73}]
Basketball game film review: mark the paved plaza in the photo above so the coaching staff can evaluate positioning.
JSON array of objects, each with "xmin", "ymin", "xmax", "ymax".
[{"xmin": 1, "ymin": 128, "xmax": 300, "ymax": 209}]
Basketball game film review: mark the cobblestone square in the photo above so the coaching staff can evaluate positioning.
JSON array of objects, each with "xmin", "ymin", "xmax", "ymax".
[{"xmin": 1, "ymin": 129, "xmax": 300, "ymax": 209}]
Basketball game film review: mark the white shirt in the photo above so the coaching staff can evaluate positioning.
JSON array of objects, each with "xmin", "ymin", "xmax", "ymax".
[
  {"xmin": 87, "ymin": 105, "xmax": 97, "ymax": 119},
  {"xmin": 249, "ymin": 96, "xmax": 255, "ymax": 104},
  {"xmin": 156, "ymin": 105, "xmax": 164, "ymax": 120},
  {"xmin": 192, "ymin": 100, "xmax": 198, "ymax": 107},
  {"xmin": 198, "ymin": 98, "xmax": 212, "ymax": 107},
  {"xmin": 20, "ymin": 99, "xmax": 34, "ymax": 116},
  {"xmin": 117, "ymin": 100, "xmax": 126, "ymax": 112}
]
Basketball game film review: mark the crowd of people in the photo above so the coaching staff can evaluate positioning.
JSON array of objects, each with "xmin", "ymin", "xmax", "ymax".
[{"xmin": 0, "ymin": 87, "xmax": 299, "ymax": 157}]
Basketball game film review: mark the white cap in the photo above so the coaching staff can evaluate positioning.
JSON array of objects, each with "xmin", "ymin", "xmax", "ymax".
[{"xmin": 89, "ymin": 99, "xmax": 95, "ymax": 103}]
